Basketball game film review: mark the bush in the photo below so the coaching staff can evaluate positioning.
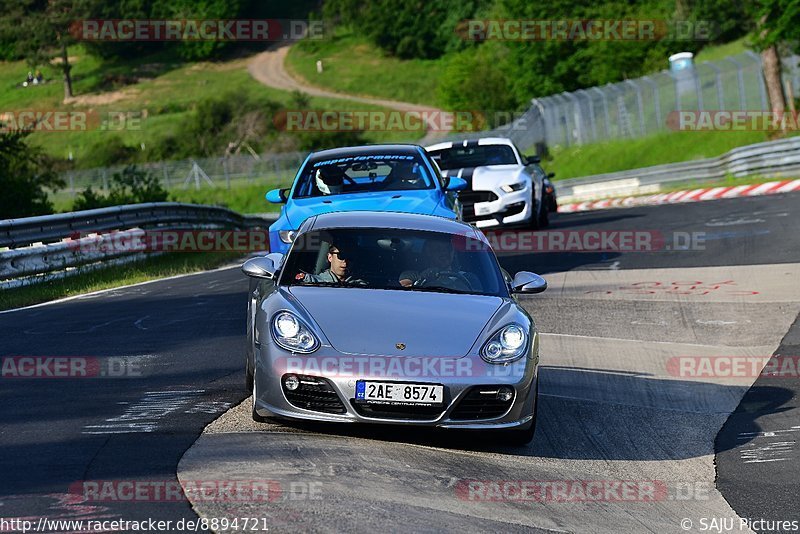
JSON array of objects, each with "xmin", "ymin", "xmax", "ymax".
[
  {"xmin": 81, "ymin": 136, "xmax": 139, "ymax": 168},
  {"xmin": 0, "ymin": 132, "xmax": 63, "ymax": 218},
  {"xmin": 72, "ymin": 166, "xmax": 168, "ymax": 211}
]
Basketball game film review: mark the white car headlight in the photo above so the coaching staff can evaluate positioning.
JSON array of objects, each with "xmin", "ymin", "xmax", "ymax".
[
  {"xmin": 272, "ymin": 311, "xmax": 319, "ymax": 353},
  {"xmin": 481, "ymin": 323, "xmax": 527, "ymax": 363},
  {"xmin": 279, "ymin": 230, "xmax": 297, "ymax": 244},
  {"xmin": 500, "ymin": 182, "xmax": 525, "ymax": 193}
]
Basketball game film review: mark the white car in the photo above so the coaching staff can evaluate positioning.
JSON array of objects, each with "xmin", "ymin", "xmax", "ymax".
[{"xmin": 426, "ymin": 137, "xmax": 556, "ymax": 229}]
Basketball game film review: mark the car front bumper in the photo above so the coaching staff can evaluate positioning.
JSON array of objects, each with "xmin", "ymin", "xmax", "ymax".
[
  {"xmin": 253, "ymin": 341, "xmax": 538, "ymax": 430},
  {"xmin": 464, "ymin": 184, "xmax": 534, "ymax": 229}
]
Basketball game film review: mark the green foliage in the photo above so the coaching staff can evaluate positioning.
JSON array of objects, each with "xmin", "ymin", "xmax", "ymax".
[
  {"xmin": 0, "ymin": 131, "xmax": 63, "ymax": 218},
  {"xmin": 72, "ymin": 165, "xmax": 168, "ymax": 210},
  {"xmin": 438, "ymin": 44, "xmax": 517, "ymax": 127},
  {"xmin": 324, "ymin": 0, "xmax": 487, "ymax": 59},
  {"xmin": 82, "ymin": 136, "xmax": 140, "ymax": 168},
  {"xmin": 749, "ymin": 0, "xmax": 800, "ymax": 51}
]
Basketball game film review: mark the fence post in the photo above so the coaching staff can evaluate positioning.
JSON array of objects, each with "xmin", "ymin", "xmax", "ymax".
[
  {"xmin": 591, "ymin": 87, "xmax": 611, "ymax": 138},
  {"xmin": 745, "ymin": 50, "xmax": 768, "ymax": 109},
  {"xmin": 626, "ymin": 80, "xmax": 647, "ymax": 136},
  {"xmin": 641, "ymin": 76, "xmax": 662, "ymax": 132},
  {"xmin": 162, "ymin": 164, "xmax": 171, "ymax": 189},
  {"xmin": 564, "ymin": 92, "xmax": 583, "ymax": 144},
  {"xmin": 706, "ymin": 62, "xmax": 725, "ymax": 109},
  {"xmin": 223, "ymin": 158, "xmax": 231, "ymax": 190},
  {"xmin": 725, "ymin": 56, "xmax": 748, "ymax": 110},
  {"xmin": 576, "ymin": 90, "xmax": 597, "ymax": 142}
]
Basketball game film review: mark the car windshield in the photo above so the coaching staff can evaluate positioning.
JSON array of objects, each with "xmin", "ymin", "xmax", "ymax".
[
  {"xmin": 428, "ymin": 145, "xmax": 518, "ymax": 170},
  {"xmin": 280, "ymin": 228, "xmax": 508, "ymax": 297},
  {"xmin": 292, "ymin": 154, "xmax": 435, "ymax": 198}
]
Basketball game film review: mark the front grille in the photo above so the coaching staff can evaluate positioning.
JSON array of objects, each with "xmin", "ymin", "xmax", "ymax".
[
  {"xmin": 460, "ymin": 190, "xmax": 499, "ymax": 221},
  {"xmin": 283, "ymin": 375, "xmax": 346, "ymax": 414},
  {"xmin": 351, "ymin": 400, "xmax": 445, "ymax": 420},
  {"xmin": 450, "ymin": 386, "xmax": 514, "ymax": 420}
]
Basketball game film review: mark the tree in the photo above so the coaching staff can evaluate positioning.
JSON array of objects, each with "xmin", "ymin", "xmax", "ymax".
[
  {"xmin": 1, "ymin": 0, "xmax": 93, "ymax": 100},
  {"xmin": 750, "ymin": 0, "xmax": 800, "ymax": 121},
  {"xmin": 0, "ymin": 131, "xmax": 64, "ymax": 218}
]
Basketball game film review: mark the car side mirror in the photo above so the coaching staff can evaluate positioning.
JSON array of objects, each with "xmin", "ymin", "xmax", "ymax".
[
  {"xmin": 242, "ymin": 256, "xmax": 278, "ymax": 279},
  {"xmin": 266, "ymin": 188, "xmax": 289, "ymax": 204},
  {"xmin": 524, "ymin": 154, "xmax": 541, "ymax": 164},
  {"xmin": 511, "ymin": 271, "xmax": 547, "ymax": 294},
  {"xmin": 445, "ymin": 176, "xmax": 468, "ymax": 191},
  {"xmin": 547, "ymin": 172, "xmax": 555, "ymax": 179}
]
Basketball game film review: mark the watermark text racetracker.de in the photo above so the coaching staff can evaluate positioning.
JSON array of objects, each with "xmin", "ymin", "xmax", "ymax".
[
  {"xmin": 67, "ymin": 229, "xmax": 270, "ymax": 253},
  {"xmin": 667, "ymin": 356, "xmax": 800, "ymax": 379},
  {"xmin": 667, "ymin": 110, "xmax": 800, "ymax": 132},
  {"xmin": 457, "ymin": 479, "xmax": 711, "ymax": 502},
  {"xmin": 457, "ymin": 19, "xmax": 715, "ymax": 41},
  {"xmin": 70, "ymin": 19, "xmax": 325, "ymax": 41},
  {"xmin": 1, "ymin": 356, "xmax": 143, "ymax": 379},
  {"xmin": 0, "ymin": 110, "xmax": 144, "ymax": 132},
  {"xmin": 471, "ymin": 230, "xmax": 706, "ymax": 254}
]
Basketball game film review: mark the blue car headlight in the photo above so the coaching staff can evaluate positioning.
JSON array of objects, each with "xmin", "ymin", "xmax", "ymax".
[
  {"xmin": 271, "ymin": 311, "xmax": 319, "ymax": 353},
  {"xmin": 481, "ymin": 324, "xmax": 527, "ymax": 364}
]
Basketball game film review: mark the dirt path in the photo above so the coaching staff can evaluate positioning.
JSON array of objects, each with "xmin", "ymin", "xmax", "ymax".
[{"xmin": 247, "ymin": 42, "xmax": 447, "ymax": 144}]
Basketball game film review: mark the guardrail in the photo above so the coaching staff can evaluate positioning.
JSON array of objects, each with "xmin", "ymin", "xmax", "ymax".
[
  {"xmin": 0, "ymin": 203, "xmax": 279, "ymax": 289},
  {"xmin": 555, "ymin": 135, "xmax": 800, "ymax": 203}
]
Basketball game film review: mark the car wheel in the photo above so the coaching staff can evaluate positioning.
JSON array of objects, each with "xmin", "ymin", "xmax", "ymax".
[
  {"xmin": 527, "ymin": 195, "xmax": 542, "ymax": 230},
  {"xmin": 251, "ymin": 367, "xmax": 268, "ymax": 423},
  {"xmin": 538, "ymin": 201, "xmax": 550, "ymax": 228},
  {"xmin": 245, "ymin": 359, "xmax": 254, "ymax": 392}
]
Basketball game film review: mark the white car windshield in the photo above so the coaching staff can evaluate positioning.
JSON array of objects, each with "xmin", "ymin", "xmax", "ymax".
[{"xmin": 429, "ymin": 145, "xmax": 518, "ymax": 170}]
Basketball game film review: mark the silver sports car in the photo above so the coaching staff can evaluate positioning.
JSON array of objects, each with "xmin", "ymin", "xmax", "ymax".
[{"xmin": 242, "ymin": 211, "xmax": 547, "ymax": 444}]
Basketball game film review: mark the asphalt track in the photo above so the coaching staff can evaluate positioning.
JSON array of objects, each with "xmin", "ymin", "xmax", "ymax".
[{"xmin": 1, "ymin": 191, "xmax": 798, "ymax": 533}]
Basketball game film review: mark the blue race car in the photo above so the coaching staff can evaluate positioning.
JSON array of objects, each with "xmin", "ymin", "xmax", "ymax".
[{"xmin": 265, "ymin": 144, "xmax": 467, "ymax": 253}]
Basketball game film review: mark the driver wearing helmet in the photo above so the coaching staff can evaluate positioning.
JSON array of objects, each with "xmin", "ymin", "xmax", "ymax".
[{"xmin": 315, "ymin": 166, "xmax": 345, "ymax": 195}]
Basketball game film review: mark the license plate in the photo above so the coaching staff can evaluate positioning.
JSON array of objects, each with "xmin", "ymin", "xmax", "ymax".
[
  {"xmin": 475, "ymin": 203, "xmax": 492, "ymax": 216},
  {"xmin": 355, "ymin": 381, "xmax": 443, "ymax": 406}
]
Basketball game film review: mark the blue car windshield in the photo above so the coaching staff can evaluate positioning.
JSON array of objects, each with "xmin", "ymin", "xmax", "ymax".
[
  {"xmin": 280, "ymin": 228, "xmax": 508, "ymax": 298},
  {"xmin": 293, "ymin": 154, "xmax": 435, "ymax": 198}
]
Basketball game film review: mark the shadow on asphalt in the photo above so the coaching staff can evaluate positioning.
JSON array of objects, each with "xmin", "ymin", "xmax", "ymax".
[{"xmin": 243, "ymin": 367, "xmax": 794, "ymax": 462}]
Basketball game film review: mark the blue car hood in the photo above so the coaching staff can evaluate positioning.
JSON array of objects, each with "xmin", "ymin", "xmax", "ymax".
[{"xmin": 285, "ymin": 191, "xmax": 441, "ymax": 228}]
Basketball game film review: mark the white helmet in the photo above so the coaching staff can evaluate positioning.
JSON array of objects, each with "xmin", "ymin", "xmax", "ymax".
[{"xmin": 315, "ymin": 167, "xmax": 344, "ymax": 195}]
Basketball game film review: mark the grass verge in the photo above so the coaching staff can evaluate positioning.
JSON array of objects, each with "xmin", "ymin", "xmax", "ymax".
[
  {"xmin": 0, "ymin": 45, "xmax": 417, "ymax": 166},
  {"xmin": 286, "ymin": 30, "xmax": 444, "ymax": 107},
  {"xmin": 0, "ymin": 251, "xmax": 244, "ymax": 311},
  {"xmin": 545, "ymin": 130, "xmax": 794, "ymax": 180}
]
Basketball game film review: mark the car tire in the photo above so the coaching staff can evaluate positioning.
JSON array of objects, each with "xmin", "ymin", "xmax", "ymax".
[
  {"xmin": 538, "ymin": 201, "xmax": 550, "ymax": 228},
  {"xmin": 527, "ymin": 196, "xmax": 542, "ymax": 230},
  {"xmin": 245, "ymin": 359, "xmax": 254, "ymax": 392},
  {"xmin": 251, "ymin": 367, "xmax": 269, "ymax": 423}
]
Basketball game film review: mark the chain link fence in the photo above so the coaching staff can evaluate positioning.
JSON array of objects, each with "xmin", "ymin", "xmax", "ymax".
[
  {"xmin": 54, "ymin": 151, "xmax": 309, "ymax": 206},
  {"xmin": 54, "ymin": 52, "xmax": 800, "ymax": 201},
  {"xmin": 447, "ymin": 52, "xmax": 800, "ymax": 152}
]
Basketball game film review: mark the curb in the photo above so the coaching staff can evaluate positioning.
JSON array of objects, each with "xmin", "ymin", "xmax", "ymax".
[{"xmin": 558, "ymin": 179, "xmax": 800, "ymax": 213}]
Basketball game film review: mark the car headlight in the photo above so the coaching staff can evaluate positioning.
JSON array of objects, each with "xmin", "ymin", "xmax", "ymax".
[
  {"xmin": 271, "ymin": 311, "xmax": 319, "ymax": 353},
  {"xmin": 279, "ymin": 230, "xmax": 297, "ymax": 244},
  {"xmin": 500, "ymin": 182, "xmax": 525, "ymax": 193},
  {"xmin": 481, "ymin": 323, "xmax": 527, "ymax": 364}
]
